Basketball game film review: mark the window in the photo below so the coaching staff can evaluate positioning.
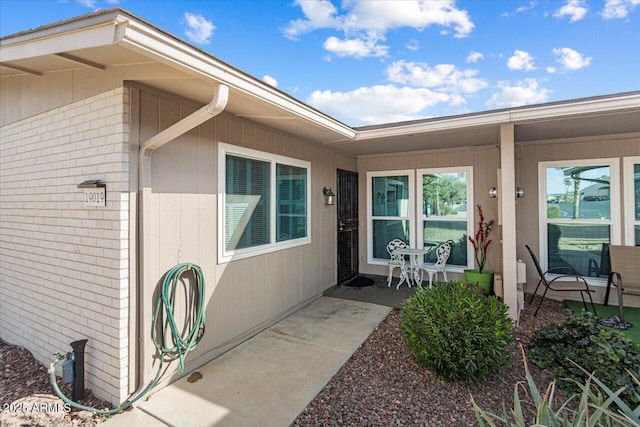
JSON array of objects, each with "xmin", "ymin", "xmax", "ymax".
[
  {"xmin": 623, "ymin": 156, "xmax": 640, "ymax": 245},
  {"xmin": 538, "ymin": 159, "xmax": 620, "ymax": 280},
  {"xmin": 367, "ymin": 171, "xmax": 415, "ymax": 263},
  {"xmin": 218, "ymin": 143, "xmax": 310, "ymax": 263},
  {"xmin": 366, "ymin": 168, "xmax": 474, "ymax": 270},
  {"xmin": 417, "ymin": 167, "xmax": 473, "ymax": 268}
]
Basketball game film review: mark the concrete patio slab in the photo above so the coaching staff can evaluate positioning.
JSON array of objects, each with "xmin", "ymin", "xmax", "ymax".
[{"xmin": 103, "ymin": 296, "xmax": 391, "ymax": 427}]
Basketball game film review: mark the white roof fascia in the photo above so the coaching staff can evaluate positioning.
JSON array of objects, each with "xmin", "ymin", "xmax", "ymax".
[
  {"xmin": 355, "ymin": 92, "xmax": 640, "ymax": 141},
  {"xmin": 0, "ymin": 18, "xmax": 128, "ymax": 62},
  {"xmin": 354, "ymin": 110, "xmax": 510, "ymax": 141},
  {"xmin": 117, "ymin": 17, "xmax": 356, "ymax": 140},
  {"xmin": 509, "ymin": 92, "xmax": 640, "ymax": 122}
]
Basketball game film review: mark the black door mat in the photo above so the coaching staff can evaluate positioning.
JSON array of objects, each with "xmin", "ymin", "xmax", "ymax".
[{"xmin": 342, "ymin": 275, "xmax": 374, "ymax": 288}]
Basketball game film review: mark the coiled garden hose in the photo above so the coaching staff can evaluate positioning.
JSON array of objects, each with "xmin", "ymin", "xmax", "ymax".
[{"xmin": 49, "ymin": 263, "xmax": 206, "ymax": 415}]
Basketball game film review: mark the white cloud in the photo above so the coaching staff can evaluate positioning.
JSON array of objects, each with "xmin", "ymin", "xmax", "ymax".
[
  {"xmin": 283, "ymin": 0, "xmax": 340, "ymax": 39},
  {"xmin": 284, "ymin": 0, "xmax": 474, "ymax": 58},
  {"xmin": 546, "ymin": 66, "xmax": 557, "ymax": 74},
  {"xmin": 602, "ymin": 0, "xmax": 640, "ymax": 18},
  {"xmin": 467, "ymin": 51, "xmax": 484, "ymax": 63},
  {"xmin": 323, "ymin": 36, "xmax": 388, "ymax": 58},
  {"xmin": 552, "ymin": 47, "xmax": 592, "ymax": 70},
  {"xmin": 184, "ymin": 12, "xmax": 215, "ymax": 45},
  {"xmin": 307, "ymin": 60, "xmax": 489, "ymax": 124},
  {"xmin": 501, "ymin": 1, "xmax": 537, "ymax": 17},
  {"xmin": 553, "ymin": 0, "xmax": 588, "ymax": 22},
  {"xmin": 263, "ymin": 75, "xmax": 278, "ymax": 87},
  {"xmin": 486, "ymin": 79, "xmax": 550, "ymax": 108},
  {"xmin": 77, "ymin": 0, "xmax": 97, "ymax": 7},
  {"xmin": 406, "ymin": 39, "xmax": 420, "ymax": 51},
  {"xmin": 386, "ymin": 60, "xmax": 488, "ymax": 93},
  {"xmin": 516, "ymin": 1, "xmax": 537, "ymax": 13},
  {"xmin": 307, "ymin": 85, "xmax": 452, "ymax": 125},
  {"xmin": 507, "ymin": 50, "xmax": 537, "ymax": 71}
]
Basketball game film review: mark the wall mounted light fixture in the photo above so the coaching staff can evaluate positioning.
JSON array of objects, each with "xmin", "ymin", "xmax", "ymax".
[
  {"xmin": 488, "ymin": 187, "xmax": 497, "ymax": 198},
  {"xmin": 516, "ymin": 187, "xmax": 525, "ymax": 198},
  {"xmin": 323, "ymin": 187, "xmax": 335, "ymax": 205}
]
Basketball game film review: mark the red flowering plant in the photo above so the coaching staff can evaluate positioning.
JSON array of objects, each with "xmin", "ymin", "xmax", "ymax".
[{"xmin": 468, "ymin": 204, "xmax": 494, "ymax": 273}]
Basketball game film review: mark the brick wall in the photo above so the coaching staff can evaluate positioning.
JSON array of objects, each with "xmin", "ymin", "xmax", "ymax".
[{"xmin": 0, "ymin": 87, "xmax": 130, "ymax": 404}]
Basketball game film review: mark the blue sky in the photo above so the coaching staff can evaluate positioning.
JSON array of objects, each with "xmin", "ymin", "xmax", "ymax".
[{"xmin": 1, "ymin": 0, "xmax": 639, "ymax": 126}]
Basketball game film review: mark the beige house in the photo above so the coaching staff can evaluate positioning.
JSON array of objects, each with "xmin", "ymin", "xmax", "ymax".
[{"xmin": 1, "ymin": 8, "xmax": 639, "ymax": 405}]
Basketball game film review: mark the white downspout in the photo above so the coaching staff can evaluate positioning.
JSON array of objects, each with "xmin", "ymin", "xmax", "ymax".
[{"xmin": 136, "ymin": 84, "xmax": 228, "ymax": 390}]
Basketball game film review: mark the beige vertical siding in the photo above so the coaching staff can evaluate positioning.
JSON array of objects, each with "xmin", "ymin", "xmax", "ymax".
[
  {"xmin": 136, "ymin": 88, "xmax": 356, "ymax": 383},
  {"xmin": 0, "ymin": 88, "xmax": 131, "ymax": 404}
]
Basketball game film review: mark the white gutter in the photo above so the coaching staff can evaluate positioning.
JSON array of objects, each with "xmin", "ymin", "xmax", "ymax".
[
  {"xmin": 116, "ymin": 16, "xmax": 356, "ymax": 141},
  {"xmin": 136, "ymin": 83, "xmax": 228, "ymax": 390}
]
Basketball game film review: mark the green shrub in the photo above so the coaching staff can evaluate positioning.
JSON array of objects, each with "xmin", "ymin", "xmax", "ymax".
[
  {"xmin": 473, "ymin": 346, "xmax": 640, "ymax": 427},
  {"xmin": 400, "ymin": 281, "xmax": 514, "ymax": 381},
  {"xmin": 530, "ymin": 310, "xmax": 640, "ymax": 406}
]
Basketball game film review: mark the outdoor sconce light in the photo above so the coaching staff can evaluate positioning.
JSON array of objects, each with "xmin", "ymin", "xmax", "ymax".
[
  {"xmin": 516, "ymin": 187, "xmax": 525, "ymax": 198},
  {"xmin": 323, "ymin": 187, "xmax": 335, "ymax": 205},
  {"xmin": 488, "ymin": 187, "xmax": 497, "ymax": 198}
]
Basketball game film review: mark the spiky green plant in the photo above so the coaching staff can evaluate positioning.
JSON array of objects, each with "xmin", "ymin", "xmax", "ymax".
[{"xmin": 471, "ymin": 346, "xmax": 640, "ymax": 427}]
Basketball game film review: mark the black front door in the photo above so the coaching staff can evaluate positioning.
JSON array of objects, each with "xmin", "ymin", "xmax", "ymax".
[{"xmin": 337, "ymin": 169, "xmax": 359, "ymax": 284}]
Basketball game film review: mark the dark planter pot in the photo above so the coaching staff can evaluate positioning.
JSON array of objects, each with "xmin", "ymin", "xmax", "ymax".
[{"xmin": 464, "ymin": 269, "xmax": 494, "ymax": 295}]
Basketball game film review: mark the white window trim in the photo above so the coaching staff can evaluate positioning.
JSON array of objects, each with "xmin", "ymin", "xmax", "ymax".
[
  {"xmin": 367, "ymin": 170, "xmax": 415, "ymax": 265},
  {"xmin": 416, "ymin": 166, "xmax": 474, "ymax": 272},
  {"xmin": 623, "ymin": 156, "xmax": 640, "ymax": 246},
  {"xmin": 537, "ymin": 158, "xmax": 620, "ymax": 285},
  {"xmin": 218, "ymin": 142, "xmax": 311, "ymax": 264}
]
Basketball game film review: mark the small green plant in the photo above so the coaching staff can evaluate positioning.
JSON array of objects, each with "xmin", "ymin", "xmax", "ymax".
[
  {"xmin": 472, "ymin": 346, "xmax": 640, "ymax": 426},
  {"xmin": 530, "ymin": 310, "xmax": 640, "ymax": 406},
  {"xmin": 400, "ymin": 281, "xmax": 514, "ymax": 381}
]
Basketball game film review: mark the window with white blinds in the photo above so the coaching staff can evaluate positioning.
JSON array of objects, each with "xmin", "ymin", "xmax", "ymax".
[{"xmin": 218, "ymin": 143, "xmax": 311, "ymax": 263}]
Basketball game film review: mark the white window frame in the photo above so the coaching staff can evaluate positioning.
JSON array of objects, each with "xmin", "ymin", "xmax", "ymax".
[
  {"xmin": 416, "ymin": 166, "xmax": 474, "ymax": 272},
  {"xmin": 623, "ymin": 156, "xmax": 640, "ymax": 246},
  {"xmin": 367, "ymin": 170, "xmax": 415, "ymax": 265},
  {"xmin": 537, "ymin": 158, "xmax": 620, "ymax": 284},
  {"xmin": 218, "ymin": 142, "xmax": 311, "ymax": 264}
]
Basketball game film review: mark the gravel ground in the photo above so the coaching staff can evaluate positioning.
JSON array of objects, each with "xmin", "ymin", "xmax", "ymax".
[
  {"xmin": 1, "ymin": 295, "xmax": 566, "ymax": 427},
  {"xmin": 293, "ymin": 295, "xmax": 568, "ymax": 426},
  {"xmin": 0, "ymin": 340, "xmax": 112, "ymax": 426}
]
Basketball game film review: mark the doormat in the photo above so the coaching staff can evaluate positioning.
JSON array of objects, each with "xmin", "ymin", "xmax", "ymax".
[{"xmin": 342, "ymin": 276, "xmax": 374, "ymax": 288}]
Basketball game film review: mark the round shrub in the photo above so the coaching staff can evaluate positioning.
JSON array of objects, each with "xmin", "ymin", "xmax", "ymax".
[{"xmin": 400, "ymin": 281, "xmax": 514, "ymax": 381}]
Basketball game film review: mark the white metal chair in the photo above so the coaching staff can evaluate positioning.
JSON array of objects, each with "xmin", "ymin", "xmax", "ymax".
[
  {"xmin": 420, "ymin": 240, "xmax": 454, "ymax": 288},
  {"xmin": 386, "ymin": 239, "xmax": 408, "ymax": 287}
]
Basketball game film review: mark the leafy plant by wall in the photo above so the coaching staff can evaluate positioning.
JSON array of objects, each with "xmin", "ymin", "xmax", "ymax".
[
  {"xmin": 530, "ymin": 310, "xmax": 640, "ymax": 406},
  {"xmin": 400, "ymin": 282, "xmax": 514, "ymax": 381}
]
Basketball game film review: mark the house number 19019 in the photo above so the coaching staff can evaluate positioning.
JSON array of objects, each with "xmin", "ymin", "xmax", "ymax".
[{"xmin": 83, "ymin": 188, "xmax": 106, "ymax": 207}]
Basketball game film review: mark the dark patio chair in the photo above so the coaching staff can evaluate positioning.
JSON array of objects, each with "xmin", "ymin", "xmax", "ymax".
[{"xmin": 525, "ymin": 245, "xmax": 597, "ymax": 317}]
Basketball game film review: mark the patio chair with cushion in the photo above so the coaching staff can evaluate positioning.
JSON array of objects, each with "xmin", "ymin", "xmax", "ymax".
[
  {"xmin": 525, "ymin": 244, "xmax": 597, "ymax": 317},
  {"xmin": 386, "ymin": 239, "xmax": 409, "ymax": 287},
  {"xmin": 420, "ymin": 240, "xmax": 454, "ymax": 288}
]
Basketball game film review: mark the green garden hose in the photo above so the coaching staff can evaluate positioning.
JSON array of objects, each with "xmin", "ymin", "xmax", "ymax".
[{"xmin": 49, "ymin": 263, "xmax": 206, "ymax": 415}]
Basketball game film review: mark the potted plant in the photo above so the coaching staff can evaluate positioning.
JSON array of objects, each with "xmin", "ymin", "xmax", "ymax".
[{"xmin": 464, "ymin": 204, "xmax": 495, "ymax": 295}]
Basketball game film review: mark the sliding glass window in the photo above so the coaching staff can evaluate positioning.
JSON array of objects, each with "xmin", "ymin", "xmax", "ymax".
[
  {"xmin": 367, "ymin": 171, "xmax": 414, "ymax": 262},
  {"xmin": 539, "ymin": 159, "xmax": 620, "ymax": 279},
  {"xmin": 417, "ymin": 167, "xmax": 473, "ymax": 267},
  {"xmin": 219, "ymin": 143, "xmax": 310, "ymax": 263},
  {"xmin": 623, "ymin": 156, "xmax": 640, "ymax": 246}
]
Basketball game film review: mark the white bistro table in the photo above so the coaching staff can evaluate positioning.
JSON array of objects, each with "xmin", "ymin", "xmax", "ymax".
[{"xmin": 393, "ymin": 247, "xmax": 430, "ymax": 289}]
